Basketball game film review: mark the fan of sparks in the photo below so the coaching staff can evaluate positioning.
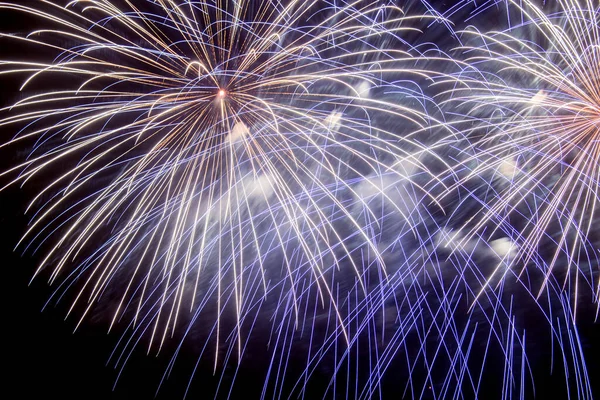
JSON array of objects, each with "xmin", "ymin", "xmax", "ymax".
[
  {"xmin": 0, "ymin": 0, "xmax": 452, "ymax": 373},
  {"xmin": 439, "ymin": 0, "xmax": 600, "ymax": 317}
]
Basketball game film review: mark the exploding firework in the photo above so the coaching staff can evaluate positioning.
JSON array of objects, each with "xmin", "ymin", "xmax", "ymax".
[
  {"xmin": 427, "ymin": 2, "xmax": 600, "ymax": 398},
  {"xmin": 439, "ymin": 0, "xmax": 600, "ymax": 315},
  {"xmin": 0, "ymin": 0, "xmax": 459, "ymax": 398}
]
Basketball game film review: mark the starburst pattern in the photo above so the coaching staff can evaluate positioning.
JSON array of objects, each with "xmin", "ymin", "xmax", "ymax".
[
  {"xmin": 439, "ymin": 0, "xmax": 599, "ymax": 317},
  {"xmin": 0, "ymin": 0, "xmax": 459, "ymax": 397}
]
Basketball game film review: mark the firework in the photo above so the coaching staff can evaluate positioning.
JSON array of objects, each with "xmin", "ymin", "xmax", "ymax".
[
  {"xmin": 0, "ymin": 0, "xmax": 457, "ymax": 397},
  {"xmin": 429, "ymin": 2, "xmax": 599, "ymax": 397},
  {"xmin": 439, "ymin": 0, "xmax": 599, "ymax": 315}
]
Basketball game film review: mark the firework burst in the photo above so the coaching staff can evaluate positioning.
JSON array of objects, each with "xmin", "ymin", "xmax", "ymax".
[
  {"xmin": 439, "ymin": 0, "xmax": 600, "ymax": 319},
  {"xmin": 0, "ymin": 0, "xmax": 459, "ymax": 397}
]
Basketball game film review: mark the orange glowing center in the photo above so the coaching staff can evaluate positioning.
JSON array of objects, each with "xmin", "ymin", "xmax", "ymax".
[{"xmin": 218, "ymin": 89, "xmax": 226, "ymax": 97}]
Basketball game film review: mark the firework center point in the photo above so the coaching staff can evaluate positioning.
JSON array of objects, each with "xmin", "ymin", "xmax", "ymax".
[{"xmin": 218, "ymin": 89, "xmax": 226, "ymax": 97}]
